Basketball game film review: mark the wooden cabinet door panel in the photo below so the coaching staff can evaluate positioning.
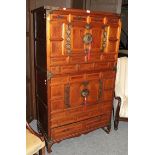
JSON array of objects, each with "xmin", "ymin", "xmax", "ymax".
[
  {"xmin": 50, "ymin": 72, "xmax": 115, "ymax": 112},
  {"xmin": 91, "ymin": 28, "xmax": 102, "ymax": 51},
  {"xmin": 108, "ymin": 25, "xmax": 120, "ymax": 39},
  {"xmin": 71, "ymin": 22, "xmax": 86, "ymax": 53},
  {"xmin": 50, "ymin": 21, "xmax": 66, "ymax": 57}
]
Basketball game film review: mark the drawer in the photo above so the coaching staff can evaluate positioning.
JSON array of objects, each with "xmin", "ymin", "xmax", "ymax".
[
  {"xmin": 50, "ymin": 56, "xmax": 68, "ymax": 66},
  {"xmin": 51, "ymin": 114, "xmax": 110, "ymax": 141},
  {"xmin": 102, "ymin": 54, "xmax": 117, "ymax": 61},
  {"xmin": 50, "ymin": 102, "xmax": 112, "ymax": 128},
  {"xmin": 84, "ymin": 115, "xmax": 109, "ymax": 129},
  {"xmin": 107, "ymin": 18, "xmax": 119, "ymax": 25},
  {"xmin": 50, "ymin": 14, "xmax": 68, "ymax": 21},
  {"xmin": 72, "ymin": 15, "xmax": 87, "ymax": 22},
  {"xmin": 91, "ymin": 17, "xmax": 103, "ymax": 23},
  {"xmin": 60, "ymin": 65, "xmax": 78, "ymax": 74},
  {"xmin": 78, "ymin": 63, "xmax": 94, "ymax": 72},
  {"xmin": 94, "ymin": 62, "xmax": 109, "ymax": 70}
]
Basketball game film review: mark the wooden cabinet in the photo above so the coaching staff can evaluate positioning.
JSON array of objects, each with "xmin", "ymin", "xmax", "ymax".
[{"xmin": 32, "ymin": 6, "xmax": 121, "ymax": 152}]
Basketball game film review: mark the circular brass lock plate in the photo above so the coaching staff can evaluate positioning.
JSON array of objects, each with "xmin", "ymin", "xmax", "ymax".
[
  {"xmin": 83, "ymin": 33, "xmax": 93, "ymax": 44},
  {"xmin": 81, "ymin": 89, "xmax": 89, "ymax": 97}
]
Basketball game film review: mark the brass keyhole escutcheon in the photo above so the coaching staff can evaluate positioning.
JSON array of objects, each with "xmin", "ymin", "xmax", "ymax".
[
  {"xmin": 81, "ymin": 89, "xmax": 89, "ymax": 98},
  {"xmin": 83, "ymin": 33, "xmax": 93, "ymax": 44}
]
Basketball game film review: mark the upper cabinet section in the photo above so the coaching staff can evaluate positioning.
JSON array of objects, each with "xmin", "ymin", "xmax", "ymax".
[{"xmin": 47, "ymin": 9, "xmax": 121, "ymax": 57}]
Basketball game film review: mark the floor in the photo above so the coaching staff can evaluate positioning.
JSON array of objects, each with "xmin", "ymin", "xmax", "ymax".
[{"xmin": 30, "ymin": 120, "xmax": 128, "ymax": 155}]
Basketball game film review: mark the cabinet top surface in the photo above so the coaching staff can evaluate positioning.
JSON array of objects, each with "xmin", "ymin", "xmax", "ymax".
[{"xmin": 32, "ymin": 5, "xmax": 120, "ymax": 18}]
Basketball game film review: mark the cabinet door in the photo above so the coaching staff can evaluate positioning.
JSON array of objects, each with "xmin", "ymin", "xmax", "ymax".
[
  {"xmin": 50, "ymin": 14, "xmax": 67, "ymax": 57},
  {"xmin": 50, "ymin": 72, "xmax": 115, "ymax": 112},
  {"xmin": 49, "ymin": 13, "xmax": 121, "ymax": 64}
]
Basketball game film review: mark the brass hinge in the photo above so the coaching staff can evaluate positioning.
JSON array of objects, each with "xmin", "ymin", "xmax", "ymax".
[
  {"xmin": 36, "ymin": 65, "xmax": 53, "ymax": 80},
  {"xmin": 47, "ymin": 71, "xmax": 53, "ymax": 80}
]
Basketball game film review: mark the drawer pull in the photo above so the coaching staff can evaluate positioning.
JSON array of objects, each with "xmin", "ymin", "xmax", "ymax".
[
  {"xmin": 83, "ymin": 33, "xmax": 93, "ymax": 44},
  {"xmin": 81, "ymin": 88, "xmax": 89, "ymax": 104},
  {"xmin": 81, "ymin": 89, "xmax": 89, "ymax": 98}
]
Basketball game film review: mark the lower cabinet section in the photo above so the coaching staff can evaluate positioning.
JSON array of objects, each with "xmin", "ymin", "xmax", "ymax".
[
  {"xmin": 50, "ymin": 102, "xmax": 112, "ymax": 128},
  {"xmin": 51, "ymin": 114, "xmax": 110, "ymax": 142}
]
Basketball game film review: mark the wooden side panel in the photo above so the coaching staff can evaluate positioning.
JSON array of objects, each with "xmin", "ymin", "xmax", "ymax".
[{"xmin": 33, "ymin": 8, "xmax": 48, "ymax": 134}]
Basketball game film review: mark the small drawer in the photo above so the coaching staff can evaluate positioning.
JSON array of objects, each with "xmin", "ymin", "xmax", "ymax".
[
  {"xmin": 51, "ymin": 76, "xmax": 68, "ymax": 85},
  {"xmin": 94, "ymin": 62, "xmax": 109, "ymax": 70},
  {"xmin": 72, "ymin": 16, "xmax": 87, "ymax": 22},
  {"xmin": 78, "ymin": 63, "xmax": 94, "ymax": 72},
  {"xmin": 107, "ymin": 18, "xmax": 119, "ymax": 25},
  {"xmin": 50, "ymin": 14, "xmax": 67, "ymax": 21},
  {"xmin": 88, "ymin": 54, "xmax": 101, "ymax": 62},
  {"xmin": 50, "ymin": 66, "xmax": 60, "ymax": 74},
  {"xmin": 60, "ymin": 65, "xmax": 78, "ymax": 74},
  {"xmin": 102, "ymin": 54, "xmax": 117, "ymax": 61},
  {"xmin": 69, "ymin": 56, "xmax": 85, "ymax": 64},
  {"xmin": 91, "ymin": 17, "xmax": 103, "ymax": 23},
  {"xmin": 51, "ymin": 56, "xmax": 68, "ymax": 66}
]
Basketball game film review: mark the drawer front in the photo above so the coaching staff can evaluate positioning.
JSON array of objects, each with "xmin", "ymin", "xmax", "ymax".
[
  {"xmin": 50, "ymin": 102, "xmax": 112, "ymax": 128},
  {"xmin": 51, "ymin": 114, "xmax": 110, "ymax": 142}
]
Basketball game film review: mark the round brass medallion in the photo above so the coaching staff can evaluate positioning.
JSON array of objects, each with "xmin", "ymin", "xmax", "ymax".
[{"xmin": 83, "ymin": 33, "xmax": 93, "ymax": 44}]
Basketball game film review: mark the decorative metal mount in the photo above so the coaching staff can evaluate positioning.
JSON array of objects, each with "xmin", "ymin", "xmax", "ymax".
[
  {"xmin": 81, "ymin": 81, "xmax": 89, "ymax": 87},
  {"xmin": 102, "ymin": 124, "xmax": 111, "ymax": 134},
  {"xmin": 64, "ymin": 83, "xmax": 70, "ymax": 108},
  {"xmin": 47, "ymin": 71, "xmax": 53, "ymax": 80},
  {"xmin": 98, "ymin": 79, "xmax": 103, "ymax": 101},
  {"xmin": 81, "ymin": 81, "xmax": 89, "ymax": 104},
  {"xmin": 36, "ymin": 65, "xmax": 53, "ymax": 81},
  {"xmin": 81, "ymin": 88, "xmax": 89, "ymax": 98},
  {"xmin": 85, "ymin": 23, "xmax": 91, "ymax": 30},
  {"xmin": 66, "ymin": 23, "xmax": 72, "ymax": 55},
  {"xmin": 83, "ymin": 33, "xmax": 93, "ymax": 44},
  {"xmin": 100, "ymin": 26, "xmax": 108, "ymax": 52}
]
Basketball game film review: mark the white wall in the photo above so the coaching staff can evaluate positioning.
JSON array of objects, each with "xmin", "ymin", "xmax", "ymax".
[
  {"xmin": 35, "ymin": 0, "xmax": 72, "ymax": 8},
  {"xmin": 86, "ymin": 0, "xmax": 122, "ymax": 14}
]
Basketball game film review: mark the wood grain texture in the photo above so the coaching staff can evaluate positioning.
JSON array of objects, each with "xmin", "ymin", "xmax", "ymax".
[{"xmin": 32, "ymin": 6, "xmax": 121, "ymax": 152}]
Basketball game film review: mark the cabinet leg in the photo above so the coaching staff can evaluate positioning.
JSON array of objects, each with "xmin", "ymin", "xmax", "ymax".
[
  {"xmin": 114, "ymin": 97, "xmax": 121, "ymax": 130},
  {"xmin": 39, "ymin": 146, "xmax": 45, "ymax": 155},
  {"xmin": 102, "ymin": 124, "xmax": 111, "ymax": 134},
  {"xmin": 37, "ymin": 121, "xmax": 53, "ymax": 153},
  {"xmin": 45, "ymin": 138, "xmax": 53, "ymax": 153},
  {"xmin": 114, "ymin": 120, "xmax": 119, "ymax": 130},
  {"xmin": 37, "ymin": 122, "xmax": 41, "ymax": 134}
]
